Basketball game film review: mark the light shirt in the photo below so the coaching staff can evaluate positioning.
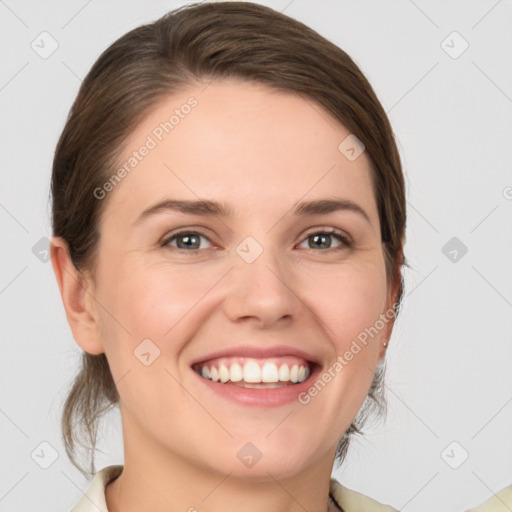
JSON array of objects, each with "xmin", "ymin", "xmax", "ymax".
[{"xmin": 71, "ymin": 465, "xmax": 512, "ymax": 512}]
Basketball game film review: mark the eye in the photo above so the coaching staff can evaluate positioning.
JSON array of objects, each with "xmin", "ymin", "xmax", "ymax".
[
  {"xmin": 161, "ymin": 231, "xmax": 213, "ymax": 251},
  {"xmin": 297, "ymin": 229, "xmax": 352, "ymax": 251},
  {"xmin": 161, "ymin": 228, "xmax": 352, "ymax": 253}
]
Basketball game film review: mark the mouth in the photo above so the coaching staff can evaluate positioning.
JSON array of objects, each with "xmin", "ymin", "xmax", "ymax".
[
  {"xmin": 192, "ymin": 356, "xmax": 315, "ymax": 389},
  {"xmin": 190, "ymin": 346, "xmax": 321, "ymax": 407}
]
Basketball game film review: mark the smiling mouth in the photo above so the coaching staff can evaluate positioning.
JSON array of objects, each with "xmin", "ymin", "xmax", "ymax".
[{"xmin": 192, "ymin": 356, "xmax": 313, "ymax": 388}]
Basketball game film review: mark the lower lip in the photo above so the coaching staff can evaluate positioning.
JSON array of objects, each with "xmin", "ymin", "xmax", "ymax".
[{"xmin": 193, "ymin": 365, "xmax": 321, "ymax": 407}]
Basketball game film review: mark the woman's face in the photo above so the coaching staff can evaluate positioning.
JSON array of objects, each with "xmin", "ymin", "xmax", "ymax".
[{"xmin": 83, "ymin": 78, "xmax": 396, "ymax": 478}]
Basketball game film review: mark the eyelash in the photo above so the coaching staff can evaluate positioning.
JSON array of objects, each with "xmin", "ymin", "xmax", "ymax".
[{"xmin": 160, "ymin": 228, "xmax": 352, "ymax": 253}]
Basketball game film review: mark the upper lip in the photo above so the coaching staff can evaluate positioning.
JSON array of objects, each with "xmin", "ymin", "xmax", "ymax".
[{"xmin": 190, "ymin": 345, "xmax": 320, "ymax": 367}]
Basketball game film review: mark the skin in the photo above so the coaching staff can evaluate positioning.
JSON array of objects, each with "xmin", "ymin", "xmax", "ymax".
[{"xmin": 51, "ymin": 78, "xmax": 399, "ymax": 512}]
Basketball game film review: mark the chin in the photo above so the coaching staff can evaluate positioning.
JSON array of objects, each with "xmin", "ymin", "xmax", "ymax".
[{"xmin": 204, "ymin": 433, "xmax": 322, "ymax": 481}]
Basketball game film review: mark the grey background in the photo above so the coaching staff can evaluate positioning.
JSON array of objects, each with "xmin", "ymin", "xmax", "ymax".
[{"xmin": 1, "ymin": 0, "xmax": 511, "ymax": 510}]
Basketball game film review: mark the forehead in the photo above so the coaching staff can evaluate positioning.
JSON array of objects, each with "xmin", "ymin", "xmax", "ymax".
[{"xmin": 102, "ymin": 78, "xmax": 377, "ymax": 227}]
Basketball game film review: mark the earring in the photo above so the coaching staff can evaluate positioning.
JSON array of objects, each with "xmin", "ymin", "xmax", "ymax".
[{"xmin": 382, "ymin": 341, "xmax": 388, "ymax": 347}]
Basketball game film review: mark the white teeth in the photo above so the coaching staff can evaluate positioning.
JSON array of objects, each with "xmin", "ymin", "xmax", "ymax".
[
  {"xmin": 261, "ymin": 362, "xmax": 279, "ymax": 383},
  {"xmin": 229, "ymin": 363, "xmax": 243, "ymax": 382},
  {"xmin": 243, "ymin": 361, "xmax": 261, "ymax": 383},
  {"xmin": 196, "ymin": 358, "xmax": 311, "ymax": 385},
  {"xmin": 219, "ymin": 364, "xmax": 230, "ymax": 383},
  {"xmin": 278, "ymin": 364, "xmax": 290, "ymax": 381}
]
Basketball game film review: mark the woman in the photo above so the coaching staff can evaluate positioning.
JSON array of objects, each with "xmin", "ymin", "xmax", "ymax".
[{"xmin": 49, "ymin": 2, "xmax": 511, "ymax": 511}]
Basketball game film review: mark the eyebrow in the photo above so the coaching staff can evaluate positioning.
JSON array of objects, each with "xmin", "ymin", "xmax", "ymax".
[{"xmin": 133, "ymin": 198, "xmax": 371, "ymax": 225}]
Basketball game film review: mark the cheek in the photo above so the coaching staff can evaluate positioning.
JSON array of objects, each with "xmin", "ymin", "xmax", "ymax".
[
  {"xmin": 92, "ymin": 259, "xmax": 212, "ymax": 415},
  {"xmin": 94, "ymin": 256, "xmax": 219, "ymax": 358},
  {"xmin": 295, "ymin": 264, "xmax": 388, "ymax": 433},
  {"xmin": 96, "ymin": 246, "xmax": 389, "ymax": 362},
  {"xmin": 303, "ymin": 259, "xmax": 389, "ymax": 351}
]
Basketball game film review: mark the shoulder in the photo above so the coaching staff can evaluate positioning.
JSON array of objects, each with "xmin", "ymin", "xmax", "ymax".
[
  {"xmin": 71, "ymin": 465, "xmax": 123, "ymax": 512},
  {"xmin": 464, "ymin": 483, "xmax": 512, "ymax": 512},
  {"xmin": 69, "ymin": 466, "xmax": 512, "ymax": 512},
  {"xmin": 329, "ymin": 478, "xmax": 512, "ymax": 512},
  {"xmin": 329, "ymin": 478, "xmax": 398, "ymax": 511}
]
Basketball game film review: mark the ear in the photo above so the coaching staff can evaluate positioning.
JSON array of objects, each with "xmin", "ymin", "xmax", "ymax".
[
  {"xmin": 378, "ymin": 267, "xmax": 403, "ymax": 361},
  {"xmin": 50, "ymin": 236, "xmax": 104, "ymax": 355}
]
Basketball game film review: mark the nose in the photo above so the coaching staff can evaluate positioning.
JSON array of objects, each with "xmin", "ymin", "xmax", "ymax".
[{"xmin": 222, "ymin": 240, "xmax": 301, "ymax": 328}]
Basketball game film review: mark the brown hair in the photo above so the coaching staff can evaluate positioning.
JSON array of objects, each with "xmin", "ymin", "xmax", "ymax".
[{"xmin": 51, "ymin": 0, "xmax": 407, "ymax": 477}]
